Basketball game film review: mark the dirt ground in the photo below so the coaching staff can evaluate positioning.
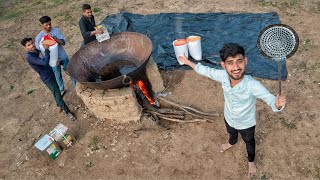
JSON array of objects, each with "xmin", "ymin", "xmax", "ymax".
[{"xmin": 1, "ymin": 0, "xmax": 320, "ymax": 179}]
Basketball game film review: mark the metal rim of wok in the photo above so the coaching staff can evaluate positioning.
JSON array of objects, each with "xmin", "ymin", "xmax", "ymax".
[
  {"xmin": 257, "ymin": 24, "xmax": 299, "ymax": 59},
  {"xmin": 68, "ymin": 32, "xmax": 153, "ymax": 89}
]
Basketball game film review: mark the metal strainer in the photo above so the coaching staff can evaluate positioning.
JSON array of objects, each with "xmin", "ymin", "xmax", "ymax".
[{"xmin": 257, "ymin": 24, "xmax": 299, "ymax": 95}]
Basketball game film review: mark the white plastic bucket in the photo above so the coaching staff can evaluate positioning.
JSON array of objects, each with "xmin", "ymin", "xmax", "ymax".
[
  {"xmin": 187, "ymin": 36, "xmax": 202, "ymax": 61},
  {"xmin": 173, "ymin": 39, "xmax": 188, "ymax": 65},
  {"xmin": 39, "ymin": 35, "xmax": 59, "ymax": 67}
]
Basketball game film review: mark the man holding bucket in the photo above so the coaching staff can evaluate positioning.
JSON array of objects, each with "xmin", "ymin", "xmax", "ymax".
[
  {"xmin": 178, "ymin": 43, "xmax": 286, "ymax": 177},
  {"xmin": 35, "ymin": 16, "xmax": 76, "ymax": 97},
  {"xmin": 21, "ymin": 38, "xmax": 76, "ymax": 121}
]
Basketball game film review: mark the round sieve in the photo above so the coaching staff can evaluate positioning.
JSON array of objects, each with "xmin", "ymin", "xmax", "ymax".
[{"xmin": 257, "ymin": 24, "xmax": 299, "ymax": 95}]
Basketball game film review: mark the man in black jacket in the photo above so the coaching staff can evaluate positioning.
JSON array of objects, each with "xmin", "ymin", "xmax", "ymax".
[
  {"xmin": 21, "ymin": 37, "xmax": 76, "ymax": 121},
  {"xmin": 79, "ymin": 4, "xmax": 103, "ymax": 46}
]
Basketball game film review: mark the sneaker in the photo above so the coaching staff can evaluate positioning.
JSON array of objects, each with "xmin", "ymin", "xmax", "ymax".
[
  {"xmin": 66, "ymin": 112, "xmax": 76, "ymax": 121},
  {"xmin": 61, "ymin": 90, "xmax": 66, "ymax": 97}
]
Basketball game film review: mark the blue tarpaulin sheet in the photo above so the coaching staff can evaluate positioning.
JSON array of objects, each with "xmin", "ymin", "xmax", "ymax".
[{"xmin": 101, "ymin": 12, "xmax": 286, "ymax": 80}]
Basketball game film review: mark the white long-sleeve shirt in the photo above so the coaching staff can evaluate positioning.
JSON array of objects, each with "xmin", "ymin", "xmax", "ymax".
[{"xmin": 195, "ymin": 63, "xmax": 284, "ymax": 130}]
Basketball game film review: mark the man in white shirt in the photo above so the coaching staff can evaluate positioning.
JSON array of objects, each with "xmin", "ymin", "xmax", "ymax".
[
  {"xmin": 179, "ymin": 43, "xmax": 286, "ymax": 177},
  {"xmin": 35, "ymin": 16, "xmax": 76, "ymax": 96}
]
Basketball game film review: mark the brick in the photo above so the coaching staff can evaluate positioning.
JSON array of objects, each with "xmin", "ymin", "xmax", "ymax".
[
  {"xmin": 90, "ymin": 89, "xmax": 105, "ymax": 99},
  {"xmin": 123, "ymin": 95, "xmax": 135, "ymax": 101},
  {"xmin": 126, "ymin": 108, "xmax": 142, "ymax": 117},
  {"xmin": 124, "ymin": 96, "xmax": 138, "ymax": 104},
  {"xmin": 104, "ymin": 89, "xmax": 121, "ymax": 96},
  {"xmin": 145, "ymin": 57, "xmax": 165, "ymax": 93},
  {"xmin": 76, "ymin": 84, "xmax": 142, "ymax": 123},
  {"xmin": 100, "ymin": 100, "xmax": 115, "ymax": 107},
  {"xmin": 76, "ymin": 83, "xmax": 91, "ymax": 93},
  {"xmin": 79, "ymin": 91, "xmax": 92, "ymax": 98},
  {"xmin": 119, "ymin": 87, "xmax": 135, "ymax": 96}
]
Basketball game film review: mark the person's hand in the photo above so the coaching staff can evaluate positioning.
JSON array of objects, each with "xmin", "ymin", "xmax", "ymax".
[
  {"xmin": 276, "ymin": 95, "xmax": 286, "ymax": 109},
  {"xmin": 42, "ymin": 43, "xmax": 49, "ymax": 50},
  {"xmin": 178, "ymin": 55, "xmax": 188, "ymax": 64},
  {"xmin": 95, "ymin": 29, "xmax": 103, "ymax": 35},
  {"xmin": 178, "ymin": 55, "xmax": 196, "ymax": 69}
]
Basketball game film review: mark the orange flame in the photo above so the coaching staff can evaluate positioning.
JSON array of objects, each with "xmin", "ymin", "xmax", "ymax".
[{"xmin": 136, "ymin": 80, "xmax": 155, "ymax": 105}]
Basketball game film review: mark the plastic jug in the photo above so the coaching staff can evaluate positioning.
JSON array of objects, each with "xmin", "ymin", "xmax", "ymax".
[
  {"xmin": 34, "ymin": 134, "xmax": 61, "ymax": 160},
  {"xmin": 187, "ymin": 36, "xmax": 202, "ymax": 61},
  {"xmin": 49, "ymin": 123, "xmax": 75, "ymax": 149},
  {"xmin": 96, "ymin": 25, "xmax": 110, "ymax": 42},
  {"xmin": 39, "ymin": 35, "xmax": 59, "ymax": 67},
  {"xmin": 173, "ymin": 39, "xmax": 188, "ymax": 65}
]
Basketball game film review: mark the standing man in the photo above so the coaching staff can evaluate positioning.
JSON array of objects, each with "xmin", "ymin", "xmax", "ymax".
[
  {"xmin": 35, "ymin": 16, "xmax": 76, "ymax": 96},
  {"xmin": 21, "ymin": 38, "xmax": 76, "ymax": 121},
  {"xmin": 79, "ymin": 3, "xmax": 103, "ymax": 46},
  {"xmin": 178, "ymin": 43, "xmax": 286, "ymax": 177}
]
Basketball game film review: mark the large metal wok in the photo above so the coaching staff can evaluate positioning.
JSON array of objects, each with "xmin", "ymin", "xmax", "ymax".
[{"xmin": 68, "ymin": 32, "xmax": 153, "ymax": 89}]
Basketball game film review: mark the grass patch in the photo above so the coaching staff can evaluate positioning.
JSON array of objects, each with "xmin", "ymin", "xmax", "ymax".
[
  {"xmin": 280, "ymin": 118, "xmax": 297, "ymax": 129},
  {"xmin": 298, "ymin": 61, "xmax": 307, "ymax": 71},
  {"xmin": 105, "ymin": 1, "xmax": 113, "ymax": 8},
  {"xmin": 261, "ymin": 174, "xmax": 268, "ymax": 180},
  {"xmin": 89, "ymin": 136, "xmax": 100, "ymax": 151},
  {"xmin": 317, "ymin": 2, "xmax": 320, "ymax": 12},
  {"xmin": 3, "ymin": 38, "xmax": 16, "ymax": 49},
  {"xmin": 288, "ymin": 0, "xmax": 299, "ymax": 6},
  {"xmin": 2, "ymin": 0, "xmax": 70, "ymax": 21},
  {"xmin": 3, "ymin": 11, "xmax": 21, "ymax": 20},
  {"xmin": 258, "ymin": 0, "xmax": 271, "ymax": 6},
  {"xmin": 257, "ymin": 0, "xmax": 299, "ymax": 8},
  {"xmin": 52, "ymin": 0, "xmax": 64, "ymax": 5},
  {"xmin": 278, "ymin": 0, "xmax": 299, "ymax": 8},
  {"xmin": 62, "ymin": 13, "xmax": 73, "ymax": 22},
  {"xmin": 93, "ymin": 7, "xmax": 102, "ymax": 14},
  {"xmin": 27, "ymin": 89, "xmax": 35, "ymax": 95},
  {"xmin": 298, "ymin": 80, "xmax": 305, "ymax": 86},
  {"xmin": 300, "ymin": 38, "xmax": 313, "ymax": 51},
  {"xmin": 119, "ymin": 6, "xmax": 128, "ymax": 12}
]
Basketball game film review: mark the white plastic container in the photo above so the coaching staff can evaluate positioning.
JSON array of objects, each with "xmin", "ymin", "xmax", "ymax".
[
  {"xmin": 187, "ymin": 36, "xmax": 202, "ymax": 61},
  {"xmin": 39, "ymin": 35, "xmax": 59, "ymax": 67},
  {"xmin": 34, "ymin": 134, "xmax": 61, "ymax": 160},
  {"xmin": 173, "ymin": 39, "xmax": 188, "ymax": 65},
  {"xmin": 96, "ymin": 25, "xmax": 110, "ymax": 42},
  {"xmin": 49, "ymin": 123, "xmax": 75, "ymax": 149}
]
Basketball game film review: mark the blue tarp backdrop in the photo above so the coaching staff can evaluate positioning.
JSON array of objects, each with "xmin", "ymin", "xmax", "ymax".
[{"xmin": 101, "ymin": 12, "xmax": 286, "ymax": 80}]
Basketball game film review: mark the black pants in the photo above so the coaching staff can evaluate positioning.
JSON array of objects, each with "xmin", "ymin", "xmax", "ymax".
[
  {"xmin": 45, "ymin": 79, "xmax": 70, "ymax": 113},
  {"xmin": 224, "ymin": 119, "xmax": 255, "ymax": 162}
]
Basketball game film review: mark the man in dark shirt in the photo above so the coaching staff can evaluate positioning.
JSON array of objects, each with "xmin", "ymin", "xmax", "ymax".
[
  {"xmin": 79, "ymin": 4, "xmax": 103, "ymax": 46},
  {"xmin": 21, "ymin": 37, "xmax": 76, "ymax": 121}
]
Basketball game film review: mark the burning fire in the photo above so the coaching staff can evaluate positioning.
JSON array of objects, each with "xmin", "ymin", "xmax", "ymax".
[{"xmin": 135, "ymin": 80, "xmax": 155, "ymax": 105}]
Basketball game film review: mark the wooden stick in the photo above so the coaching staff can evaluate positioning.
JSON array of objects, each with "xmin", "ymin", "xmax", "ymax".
[
  {"xmin": 144, "ymin": 110, "xmax": 185, "ymax": 119},
  {"xmin": 145, "ymin": 106, "xmax": 211, "ymax": 120},
  {"xmin": 159, "ymin": 116, "xmax": 214, "ymax": 123},
  {"xmin": 156, "ymin": 96, "xmax": 220, "ymax": 117},
  {"xmin": 156, "ymin": 108, "xmax": 185, "ymax": 115}
]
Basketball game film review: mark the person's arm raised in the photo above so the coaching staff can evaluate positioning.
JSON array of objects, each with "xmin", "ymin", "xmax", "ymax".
[{"xmin": 178, "ymin": 56, "xmax": 196, "ymax": 69}]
